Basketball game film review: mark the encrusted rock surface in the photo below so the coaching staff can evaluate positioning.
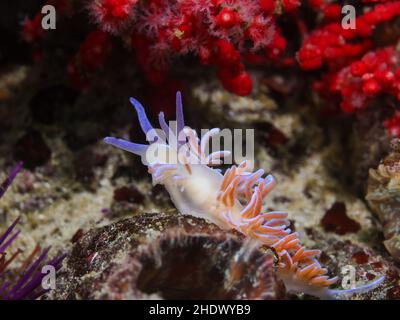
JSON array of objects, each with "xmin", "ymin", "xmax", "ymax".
[
  {"xmin": 51, "ymin": 212, "xmax": 284, "ymax": 300},
  {"xmin": 350, "ymin": 108, "xmax": 392, "ymax": 195},
  {"xmin": 304, "ymin": 228, "xmax": 399, "ymax": 300},
  {"xmin": 367, "ymin": 139, "xmax": 400, "ymax": 260}
]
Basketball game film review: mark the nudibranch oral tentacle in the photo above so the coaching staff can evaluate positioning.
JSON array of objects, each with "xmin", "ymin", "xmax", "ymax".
[{"xmin": 104, "ymin": 92, "xmax": 384, "ymax": 299}]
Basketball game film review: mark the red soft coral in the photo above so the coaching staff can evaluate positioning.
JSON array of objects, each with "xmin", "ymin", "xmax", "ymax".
[
  {"xmin": 298, "ymin": 1, "xmax": 400, "ymax": 136},
  {"xmin": 127, "ymin": 0, "xmax": 294, "ymax": 95},
  {"xmin": 23, "ymin": 0, "xmax": 300, "ymax": 96},
  {"xmin": 298, "ymin": 2, "xmax": 400, "ymax": 70},
  {"xmin": 88, "ymin": 0, "xmax": 137, "ymax": 33},
  {"xmin": 314, "ymin": 46, "xmax": 400, "ymax": 113}
]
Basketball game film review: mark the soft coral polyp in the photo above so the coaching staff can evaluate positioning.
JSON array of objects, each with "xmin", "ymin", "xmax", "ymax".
[
  {"xmin": 298, "ymin": 1, "xmax": 400, "ymax": 136},
  {"xmin": 88, "ymin": 0, "xmax": 137, "ymax": 33},
  {"xmin": 316, "ymin": 46, "xmax": 400, "ymax": 115}
]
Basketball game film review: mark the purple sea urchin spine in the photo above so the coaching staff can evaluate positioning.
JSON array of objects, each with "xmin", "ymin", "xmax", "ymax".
[
  {"xmin": 0, "ymin": 217, "xmax": 21, "ymax": 252},
  {"xmin": 0, "ymin": 218, "xmax": 65, "ymax": 300},
  {"xmin": 0, "ymin": 163, "xmax": 65, "ymax": 300},
  {"xmin": 0, "ymin": 161, "xmax": 23, "ymax": 199}
]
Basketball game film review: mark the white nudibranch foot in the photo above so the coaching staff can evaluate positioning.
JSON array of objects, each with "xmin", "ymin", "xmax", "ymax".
[{"xmin": 104, "ymin": 91, "xmax": 385, "ymax": 299}]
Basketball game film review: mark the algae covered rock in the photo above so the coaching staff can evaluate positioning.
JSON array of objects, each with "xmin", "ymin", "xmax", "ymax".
[
  {"xmin": 367, "ymin": 139, "xmax": 400, "ymax": 260},
  {"xmin": 52, "ymin": 212, "xmax": 285, "ymax": 300}
]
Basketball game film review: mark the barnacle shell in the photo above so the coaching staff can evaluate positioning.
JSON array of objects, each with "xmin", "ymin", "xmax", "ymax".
[
  {"xmin": 366, "ymin": 139, "xmax": 400, "ymax": 260},
  {"xmin": 53, "ymin": 212, "xmax": 285, "ymax": 299}
]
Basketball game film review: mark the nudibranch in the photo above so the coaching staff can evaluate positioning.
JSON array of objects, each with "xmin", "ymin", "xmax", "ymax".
[{"xmin": 104, "ymin": 92, "xmax": 384, "ymax": 299}]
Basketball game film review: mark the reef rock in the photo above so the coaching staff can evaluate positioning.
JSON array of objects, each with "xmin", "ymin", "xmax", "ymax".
[
  {"xmin": 366, "ymin": 139, "xmax": 400, "ymax": 260},
  {"xmin": 52, "ymin": 212, "xmax": 285, "ymax": 300},
  {"xmin": 350, "ymin": 108, "xmax": 391, "ymax": 194},
  {"xmin": 304, "ymin": 228, "xmax": 398, "ymax": 300}
]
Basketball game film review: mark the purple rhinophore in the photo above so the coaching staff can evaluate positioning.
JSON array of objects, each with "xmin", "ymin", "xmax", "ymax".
[
  {"xmin": 158, "ymin": 111, "xmax": 170, "ymax": 141},
  {"xmin": 104, "ymin": 91, "xmax": 186, "ymax": 154},
  {"xmin": 129, "ymin": 97, "xmax": 156, "ymax": 136},
  {"xmin": 175, "ymin": 91, "xmax": 185, "ymax": 136},
  {"xmin": 103, "ymin": 137, "xmax": 148, "ymax": 155}
]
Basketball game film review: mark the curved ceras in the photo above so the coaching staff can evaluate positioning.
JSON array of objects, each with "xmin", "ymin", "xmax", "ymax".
[{"xmin": 104, "ymin": 91, "xmax": 384, "ymax": 299}]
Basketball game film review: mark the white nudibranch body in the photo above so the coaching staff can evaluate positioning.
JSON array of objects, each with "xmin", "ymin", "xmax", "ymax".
[
  {"xmin": 163, "ymin": 164, "xmax": 226, "ymax": 227},
  {"xmin": 104, "ymin": 91, "xmax": 384, "ymax": 299}
]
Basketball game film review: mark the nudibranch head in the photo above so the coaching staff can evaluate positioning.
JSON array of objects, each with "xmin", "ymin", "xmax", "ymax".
[{"xmin": 104, "ymin": 92, "xmax": 384, "ymax": 299}]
